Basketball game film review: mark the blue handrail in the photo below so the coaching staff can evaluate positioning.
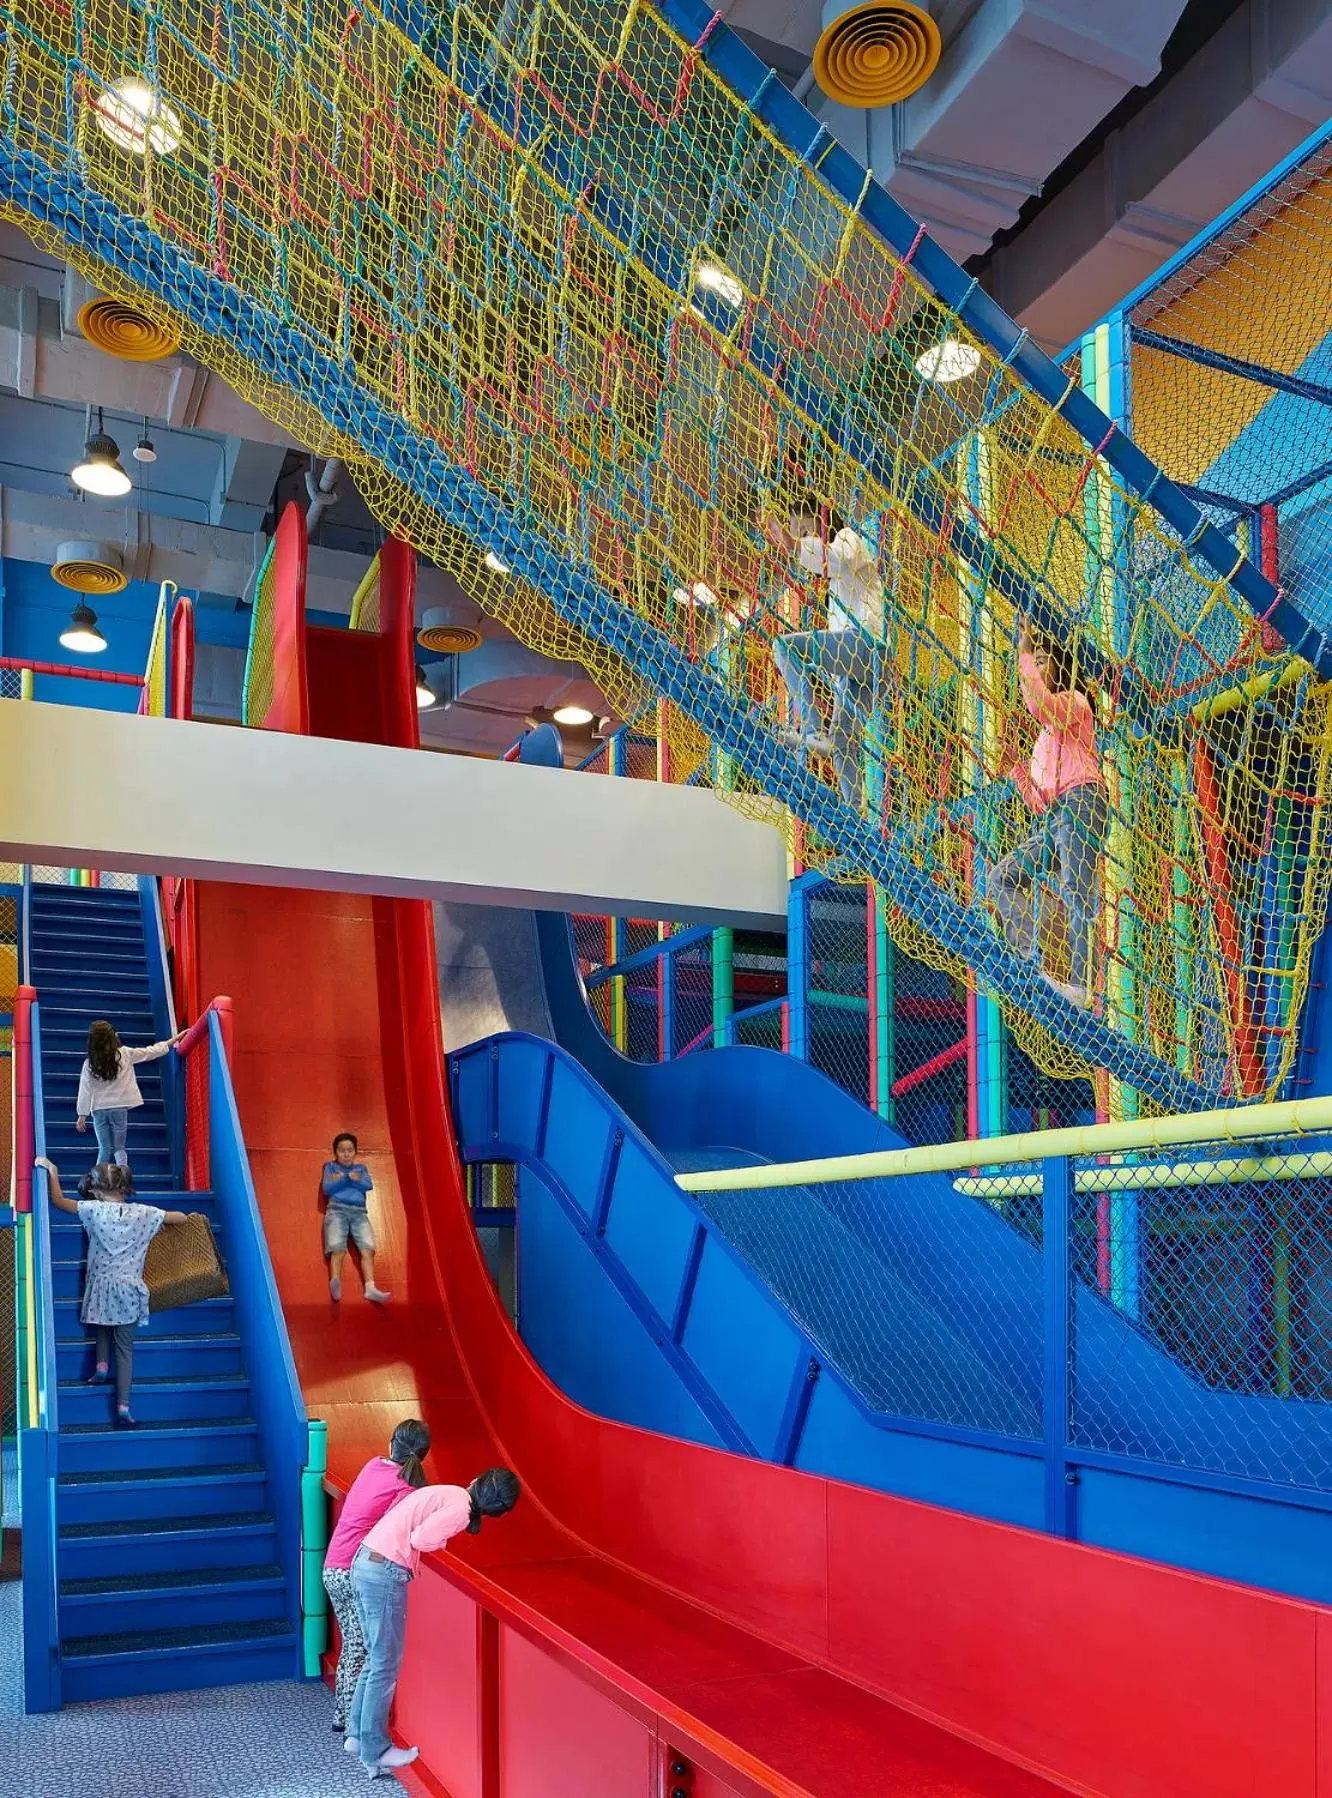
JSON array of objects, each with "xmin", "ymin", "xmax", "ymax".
[
  {"xmin": 29, "ymin": 1003, "xmax": 56, "ymax": 1432},
  {"xmin": 583, "ymin": 924, "xmax": 715, "ymax": 988},
  {"xmin": 205, "ymin": 1008, "xmax": 308, "ymax": 1673},
  {"xmin": 22, "ymin": 998, "xmax": 62, "ymax": 1712}
]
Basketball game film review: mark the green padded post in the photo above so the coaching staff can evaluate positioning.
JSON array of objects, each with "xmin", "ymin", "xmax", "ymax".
[{"xmin": 301, "ymin": 1418, "xmax": 329, "ymax": 1677}]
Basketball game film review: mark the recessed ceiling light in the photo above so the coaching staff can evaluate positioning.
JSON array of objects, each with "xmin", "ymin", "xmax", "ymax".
[
  {"xmin": 694, "ymin": 260, "xmax": 744, "ymax": 309},
  {"xmin": 671, "ymin": 580, "xmax": 719, "ymax": 608},
  {"xmin": 59, "ymin": 602, "xmax": 108, "ymax": 654},
  {"xmin": 93, "ymin": 76, "xmax": 183, "ymax": 156},
  {"xmin": 553, "ymin": 703, "xmax": 595, "ymax": 727},
  {"xmin": 914, "ymin": 337, "xmax": 982, "ymax": 384}
]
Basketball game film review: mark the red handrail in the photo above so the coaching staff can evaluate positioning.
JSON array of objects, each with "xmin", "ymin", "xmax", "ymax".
[
  {"xmin": 0, "ymin": 656, "xmax": 143, "ymax": 687},
  {"xmin": 176, "ymin": 997, "xmax": 233, "ymax": 1193},
  {"xmin": 13, "ymin": 984, "xmax": 35, "ymax": 1214},
  {"xmin": 174, "ymin": 995, "xmax": 233, "ymax": 1062}
]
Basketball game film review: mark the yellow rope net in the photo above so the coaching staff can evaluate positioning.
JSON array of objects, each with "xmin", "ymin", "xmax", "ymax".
[{"xmin": 2, "ymin": 0, "xmax": 1330, "ymax": 1111}]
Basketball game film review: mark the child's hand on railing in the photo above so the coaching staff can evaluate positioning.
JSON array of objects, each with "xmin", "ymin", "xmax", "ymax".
[{"xmin": 35, "ymin": 1156, "xmax": 56, "ymax": 1176}]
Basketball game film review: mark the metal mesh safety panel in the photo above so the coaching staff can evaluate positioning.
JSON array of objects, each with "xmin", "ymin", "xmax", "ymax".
[
  {"xmin": 1068, "ymin": 1138, "xmax": 1332, "ymax": 1491},
  {"xmin": 807, "ymin": 883, "xmax": 870, "ymax": 1108},
  {"xmin": 1128, "ymin": 132, "xmax": 1332, "ymax": 640},
  {"xmin": 693, "ymin": 1164, "xmax": 1043, "ymax": 1439},
  {"xmin": 671, "ymin": 931, "xmax": 715, "ymax": 1056},
  {"xmin": 2, "ymin": 0, "xmax": 1328, "ymax": 1111}
]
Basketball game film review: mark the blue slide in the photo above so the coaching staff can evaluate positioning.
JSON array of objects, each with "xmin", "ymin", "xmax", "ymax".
[{"xmin": 441, "ymin": 900, "xmax": 1332, "ymax": 1604}]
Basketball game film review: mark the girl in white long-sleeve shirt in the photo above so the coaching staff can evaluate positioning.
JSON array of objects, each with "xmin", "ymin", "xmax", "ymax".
[{"xmin": 76, "ymin": 1018, "xmax": 183, "ymax": 1167}]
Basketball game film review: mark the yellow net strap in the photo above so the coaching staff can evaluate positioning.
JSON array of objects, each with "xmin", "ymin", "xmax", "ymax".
[
  {"xmin": 348, "ymin": 554, "xmax": 383, "ymax": 633},
  {"xmin": 141, "ymin": 581, "xmax": 173, "ymax": 718},
  {"xmin": 242, "ymin": 537, "xmax": 278, "ymax": 729}
]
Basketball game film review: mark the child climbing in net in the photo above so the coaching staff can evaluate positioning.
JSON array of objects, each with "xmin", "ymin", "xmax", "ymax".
[
  {"xmin": 990, "ymin": 619, "xmax": 1108, "ymax": 1009},
  {"xmin": 762, "ymin": 496, "xmax": 886, "ymax": 810}
]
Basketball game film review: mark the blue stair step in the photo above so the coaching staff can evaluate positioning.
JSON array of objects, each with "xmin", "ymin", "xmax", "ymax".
[
  {"xmin": 59, "ymin": 1512, "xmax": 279, "ymax": 1581},
  {"xmin": 41, "ymin": 1013, "xmax": 158, "ymax": 1038},
  {"xmin": 59, "ymin": 1375, "xmax": 250, "ymax": 1427},
  {"xmin": 59, "ymin": 1564, "xmax": 287, "ymax": 1640},
  {"xmin": 53, "ymin": 1300, "xmax": 234, "ymax": 1337},
  {"xmin": 58, "ymin": 1463, "xmax": 269, "ymax": 1528},
  {"xmin": 40, "ymin": 1021, "xmax": 161, "ymax": 1041},
  {"xmin": 59, "ymin": 1418, "xmax": 260, "ymax": 1474},
  {"xmin": 58, "ymin": 1621, "xmax": 299, "ymax": 1704},
  {"xmin": 56, "ymin": 1332, "xmax": 244, "ymax": 1380},
  {"xmin": 47, "ymin": 1180, "xmax": 180, "ymax": 1204},
  {"xmin": 32, "ymin": 954, "xmax": 151, "ymax": 979}
]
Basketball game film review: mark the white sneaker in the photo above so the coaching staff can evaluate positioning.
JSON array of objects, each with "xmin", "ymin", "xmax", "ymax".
[
  {"xmin": 364, "ymin": 1285, "xmax": 391, "ymax": 1304},
  {"xmin": 1044, "ymin": 973, "xmax": 1089, "ymax": 1009},
  {"xmin": 344, "ymin": 1737, "xmax": 360, "ymax": 1754},
  {"xmin": 369, "ymin": 1745, "xmax": 419, "ymax": 1778}
]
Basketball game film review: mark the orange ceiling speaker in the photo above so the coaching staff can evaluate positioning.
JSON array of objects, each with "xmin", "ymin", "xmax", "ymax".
[
  {"xmin": 417, "ymin": 619, "xmax": 483, "ymax": 654},
  {"xmin": 77, "ymin": 295, "xmax": 180, "ymax": 361},
  {"xmin": 51, "ymin": 540, "xmax": 129, "ymax": 595},
  {"xmin": 813, "ymin": 1, "xmax": 941, "ymax": 107}
]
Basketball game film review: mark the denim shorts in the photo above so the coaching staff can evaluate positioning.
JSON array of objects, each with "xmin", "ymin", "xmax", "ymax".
[{"xmin": 323, "ymin": 1202, "xmax": 376, "ymax": 1255}]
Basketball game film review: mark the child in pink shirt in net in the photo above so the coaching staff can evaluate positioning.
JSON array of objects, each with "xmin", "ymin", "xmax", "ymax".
[
  {"xmin": 322, "ymin": 1419, "xmax": 430, "ymax": 1734},
  {"xmin": 345, "ymin": 1466, "xmax": 521, "ymax": 1779},
  {"xmin": 991, "ymin": 619, "xmax": 1107, "ymax": 1008}
]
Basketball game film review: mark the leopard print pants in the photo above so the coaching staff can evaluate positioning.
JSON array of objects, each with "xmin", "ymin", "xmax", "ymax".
[{"xmin": 322, "ymin": 1564, "xmax": 366, "ymax": 1727}]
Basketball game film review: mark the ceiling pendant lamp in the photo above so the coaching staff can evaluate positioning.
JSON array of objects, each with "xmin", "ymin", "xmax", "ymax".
[
  {"xmin": 71, "ymin": 408, "xmax": 132, "ymax": 498},
  {"xmin": 59, "ymin": 602, "xmax": 109, "ymax": 654}
]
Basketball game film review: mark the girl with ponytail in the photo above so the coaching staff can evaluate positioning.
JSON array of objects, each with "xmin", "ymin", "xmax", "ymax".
[{"xmin": 321, "ymin": 1418, "xmax": 431, "ymax": 1733}]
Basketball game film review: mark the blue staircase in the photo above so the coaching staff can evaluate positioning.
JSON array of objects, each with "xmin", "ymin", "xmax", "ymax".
[{"xmin": 28, "ymin": 882, "xmax": 299, "ymax": 1702}]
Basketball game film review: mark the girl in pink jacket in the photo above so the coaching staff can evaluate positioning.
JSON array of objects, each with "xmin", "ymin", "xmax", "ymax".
[{"xmin": 991, "ymin": 622, "xmax": 1108, "ymax": 1007}]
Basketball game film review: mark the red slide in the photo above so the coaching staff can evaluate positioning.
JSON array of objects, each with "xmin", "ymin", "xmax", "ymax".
[{"xmin": 186, "ymin": 512, "xmax": 1321, "ymax": 1798}]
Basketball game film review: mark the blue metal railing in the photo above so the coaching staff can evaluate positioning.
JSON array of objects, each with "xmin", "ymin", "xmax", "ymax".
[
  {"xmin": 21, "ymin": 999, "xmax": 62, "ymax": 1712},
  {"xmin": 203, "ymin": 1008, "xmax": 310, "ymax": 1676}
]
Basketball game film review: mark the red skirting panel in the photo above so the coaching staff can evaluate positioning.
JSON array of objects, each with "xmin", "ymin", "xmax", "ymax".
[
  {"xmin": 394, "ymin": 1572, "xmax": 488, "ymax": 1798},
  {"xmin": 499, "ymin": 1626, "xmax": 655, "ymax": 1798}
]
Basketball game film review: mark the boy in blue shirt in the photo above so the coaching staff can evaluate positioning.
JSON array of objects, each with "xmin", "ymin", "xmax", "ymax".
[{"xmin": 323, "ymin": 1132, "xmax": 390, "ymax": 1304}]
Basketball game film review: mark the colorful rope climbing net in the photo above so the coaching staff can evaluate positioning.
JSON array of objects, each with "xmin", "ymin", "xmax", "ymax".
[{"xmin": 2, "ymin": 0, "xmax": 1330, "ymax": 1112}]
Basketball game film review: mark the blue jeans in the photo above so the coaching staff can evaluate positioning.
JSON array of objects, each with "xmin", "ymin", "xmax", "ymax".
[
  {"xmin": 991, "ymin": 785, "xmax": 1109, "ymax": 990},
  {"xmin": 348, "ymin": 1546, "xmax": 411, "ymax": 1768},
  {"xmin": 92, "ymin": 1108, "xmax": 129, "ymax": 1167},
  {"xmin": 771, "ymin": 628, "xmax": 881, "ymax": 807}
]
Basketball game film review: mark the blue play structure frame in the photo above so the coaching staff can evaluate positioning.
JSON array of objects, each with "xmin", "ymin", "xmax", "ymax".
[{"xmin": 448, "ymin": 908, "xmax": 1332, "ymax": 1610}]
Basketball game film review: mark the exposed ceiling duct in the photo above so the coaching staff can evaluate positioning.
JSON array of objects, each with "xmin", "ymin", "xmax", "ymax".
[
  {"xmin": 0, "ymin": 253, "xmax": 290, "ymax": 442},
  {"xmin": 981, "ymin": 0, "xmax": 1332, "ymax": 351},
  {"xmin": 809, "ymin": 0, "xmax": 1191, "ymax": 260}
]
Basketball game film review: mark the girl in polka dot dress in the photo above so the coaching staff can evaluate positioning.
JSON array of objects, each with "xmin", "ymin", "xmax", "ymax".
[{"xmin": 37, "ymin": 1157, "xmax": 192, "ymax": 1427}]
